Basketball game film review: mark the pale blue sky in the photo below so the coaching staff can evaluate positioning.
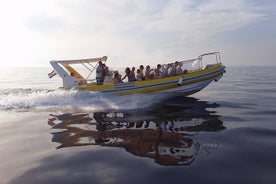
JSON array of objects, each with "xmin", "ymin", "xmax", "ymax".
[{"xmin": 0, "ymin": 0, "xmax": 275, "ymax": 67}]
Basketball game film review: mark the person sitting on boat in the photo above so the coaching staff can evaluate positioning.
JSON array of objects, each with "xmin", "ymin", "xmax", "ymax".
[
  {"xmin": 168, "ymin": 63, "xmax": 177, "ymax": 76},
  {"xmin": 176, "ymin": 62, "xmax": 183, "ymax": 75},
  {"xmin": 166, "ymin": 64, "xmax": 172, "ymax": 76},
  {"xmin": 139, "ymin": 65, "xmax": 145, "ymax": 80},
  {"xmin": 122, "ymin": 67, "xmax": 135, "ymax": 82},
  {"xmin": 104, "ymin": 65, "xmax": 112, "ymax": 76},
  {"xmin": 145, "ymin": 65, "xmax": 154, "ymax": 80},
  {"xmin": 161, "ymin": 64, "xmax": 169, "ymax": 77},
  {"xmin": 103, "ymin": 66, "xmax": 113, "ymax": 83},
  {"xmin": 154, "ymin": 64, "xmax": 164, "ymax": 79},
  {"xmin": 96, "ymin": 61, "xmax": 104, "ymax": 85},
  {"xmin": 113, "ymin": 71, "xmax": 123, "ymax": 84},
  {"xmin": 130, "ymin": 67, "xmax": 136, "ymax": 81},
  {"xmin": 136, "ymin": 69, "xmax": 142, "ymax": 81}
]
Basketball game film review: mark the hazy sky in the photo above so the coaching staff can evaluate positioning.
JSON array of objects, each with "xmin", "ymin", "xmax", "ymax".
[{"xmin": 0, "ymin": 0, "xmax": 275, "ymax": 67}]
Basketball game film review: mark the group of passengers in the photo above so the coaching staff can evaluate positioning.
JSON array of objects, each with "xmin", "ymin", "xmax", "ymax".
[{"xmin": 96, "ymin": 61, "xmax": 187, "ymax": 85}]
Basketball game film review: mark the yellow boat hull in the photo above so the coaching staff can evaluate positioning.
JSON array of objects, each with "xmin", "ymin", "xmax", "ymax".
[{"xmin": 77, "ymin": 64, "xmax": 225, "ymax": 95}]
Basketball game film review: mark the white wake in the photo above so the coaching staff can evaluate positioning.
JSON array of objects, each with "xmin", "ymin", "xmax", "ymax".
[{"xmin": 0, "ymin": 88, "xmax": 165, "ymax": 111}]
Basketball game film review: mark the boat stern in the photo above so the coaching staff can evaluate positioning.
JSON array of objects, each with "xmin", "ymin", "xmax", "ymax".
[{"xmin": 50, "ymin": 60, "xmax": 78, "ymax": 88}]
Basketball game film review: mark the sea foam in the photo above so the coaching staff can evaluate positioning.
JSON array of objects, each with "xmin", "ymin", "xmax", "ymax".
[{"xmin": 0, "ymin": 88, "xmax": 163, "ymax": 111}]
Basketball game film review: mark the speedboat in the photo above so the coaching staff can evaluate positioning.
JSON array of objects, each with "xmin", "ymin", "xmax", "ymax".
[{"xmin": 49, "ymin": 52, "xmax": 225, "ymax": 95}]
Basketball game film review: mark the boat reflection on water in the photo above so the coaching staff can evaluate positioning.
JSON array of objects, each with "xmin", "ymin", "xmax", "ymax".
[{"xmin": 48, "ymin": 96, "xmax": 225, "ymax": 166}]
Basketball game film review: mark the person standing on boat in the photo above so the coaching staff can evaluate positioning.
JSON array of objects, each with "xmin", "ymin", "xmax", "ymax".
[{"xmin": 96, "ymin": 61, "xmax": 104, "ymax": 85}]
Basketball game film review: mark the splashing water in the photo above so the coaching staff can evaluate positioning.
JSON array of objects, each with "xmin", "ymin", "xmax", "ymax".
[{"xmin": 0, "ymin": 88, "xmax": 165, "ymax": 111}]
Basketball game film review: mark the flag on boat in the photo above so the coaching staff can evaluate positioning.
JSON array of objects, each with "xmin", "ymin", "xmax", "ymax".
[{"xmin": 48, "ymin": 70, "xmax": 57, "ymax": 78}]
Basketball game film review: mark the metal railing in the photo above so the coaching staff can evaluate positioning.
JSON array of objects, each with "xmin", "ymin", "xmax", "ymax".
[
  {"xmin": 178, "ymin": 52, "xmax": 221, "ymax": 71},
  {"xmin": 198, "ymin": 52, "xmax": 221, "ymax": 67}
]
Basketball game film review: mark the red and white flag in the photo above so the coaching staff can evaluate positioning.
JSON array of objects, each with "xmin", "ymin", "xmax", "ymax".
[{"xmin": 48, "ymin": 70, "xmax": 57, "ymax": 78}]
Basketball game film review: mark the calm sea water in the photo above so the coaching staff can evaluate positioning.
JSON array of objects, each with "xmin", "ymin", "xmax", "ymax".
[{"xmin": 0, "ymin": 66, "xmax": 276, "ymax": 184}]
